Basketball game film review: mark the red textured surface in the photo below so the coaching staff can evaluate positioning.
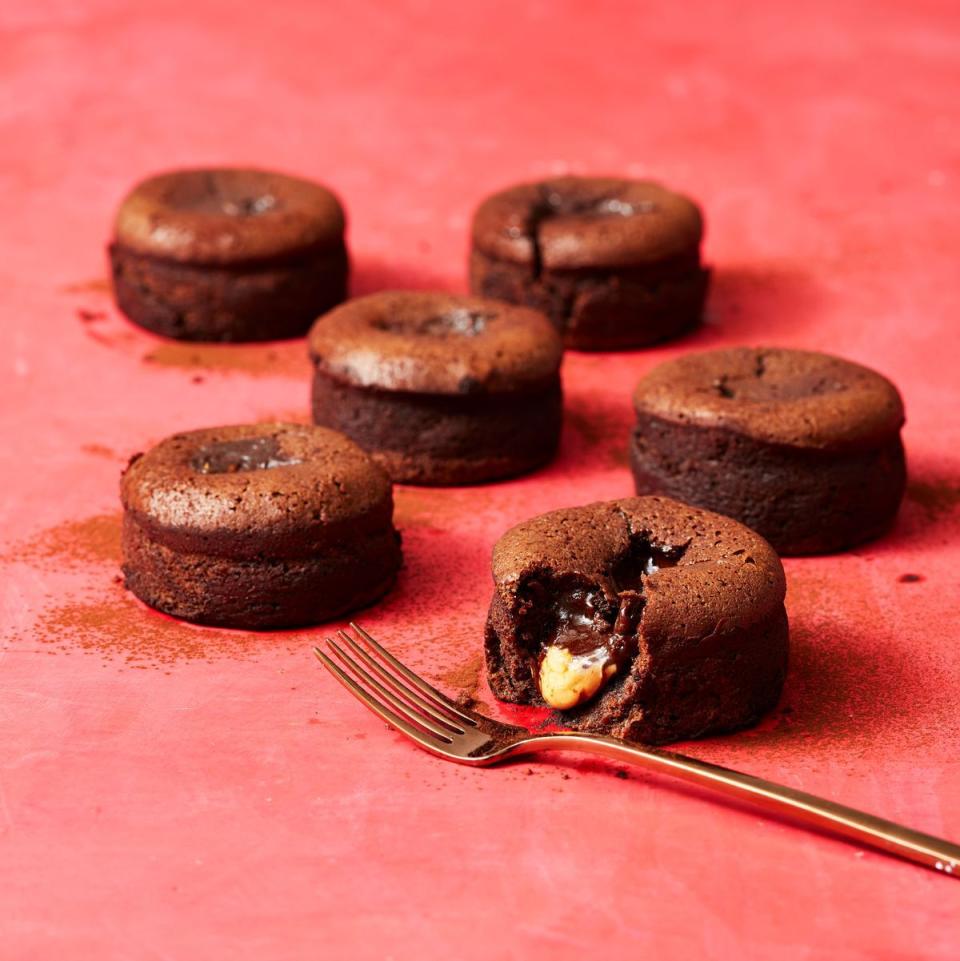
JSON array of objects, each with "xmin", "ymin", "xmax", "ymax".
[{"xmin": 2, "ymin": 1, "xmax": 959, "ymax": 957}]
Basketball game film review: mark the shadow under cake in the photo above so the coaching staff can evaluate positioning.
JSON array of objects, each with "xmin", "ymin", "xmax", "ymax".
[
  {"xmin": 485, "ymin": 495, "xmax": 789, "ymax": 745},
  {"xmin": 308, "ymin": 291, "xmax": 564, "ymax": 486},
  {"xmin": 629, "ymin": 347, "xmax": 907, "ymax": 555},
  {"xmin": 109, "ymin": 168, "xmax": 348, "ymax": 342},
  {"xmin": 121, "ymin": 423, "xmax": 401, "ymax": 628},
  {"xmin": 469, "ymin": 176, "xmax": 709, "ymax": 351}
]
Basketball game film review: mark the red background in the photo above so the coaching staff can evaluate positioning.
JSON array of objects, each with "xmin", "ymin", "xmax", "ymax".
[{"xmin": 2, "ymin": 1, "xmax": 959, "ymax": 957}]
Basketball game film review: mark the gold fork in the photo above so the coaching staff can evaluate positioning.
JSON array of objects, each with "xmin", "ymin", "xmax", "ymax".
[{"xmin": 314, "ymin": 623, "xmax": 960, "ymax": 878}]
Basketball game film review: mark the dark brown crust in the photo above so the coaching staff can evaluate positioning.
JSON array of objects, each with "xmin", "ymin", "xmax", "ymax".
[
  {"xmin": 311, "ymin": 372, "xmax": 563, "ymax": 485},
  {"xmin": 471, "ymin": 177, "xmax": 703, "ymax": 269},
  {"xmin": 308, "ymin": 291, "xmax": 564, "ymax": 485},
  {"xmin": 630, "ymin": 415, "xmax": 906, "ymax": 555},
  {"xmin": 110, "ymin": 242, "xmax": 348, "ymax": 342},
  {"xmin": 631, "ymin": 347, "xmax": 905, "ymax": 449},
  {"xmin": 113, "ymin": 168, "xmax": 346, "ymax": 265},
  {"xmin": 120, "ymin": 423, "xmax": 401, "ymax": 628},
  {"xmin": 484, "ymin": 495, "xmax": 789, "ymax": 744},
  {"xmin": 122, "ymin": 515, "xmax": 399, "ymax": 629},
  {"xmin": 629, "ymin": 348, "xmax": 907, "ymax": 554},
  {"xmin": 470, "ymin": 249, "xmax": 708, "ymax": 351},
  {"xmin": 468, "ymin": 176, "xmax": 708, "ymax": 351},
  {"xmin": 307, "ymin": 291, "xmax": 563, "ymax": 394}
]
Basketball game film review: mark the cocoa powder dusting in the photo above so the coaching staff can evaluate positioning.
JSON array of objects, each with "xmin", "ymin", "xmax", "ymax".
[
  {"xmin": 77, "ymin": 310, "xmax": 141, "ymax": 350},
  {"xmin": 439, "ymin": 652, "xmax": 491, "ymax": 713},
  {"xmin": 906, "ymin": 478, "xmax": 960, "ymax": 520},
  {"xmin": 3, "ymin": 513, "xmax": 305, "ymax": 667},
  {"xmin": 81, "ymin": 442, "xmax": 122, "ymax": 460},
  {"xmin": 709, "ymin": 564, "xmax": 960, "ymax": 761},
  {"xmin": 28, "ymin": 587, "xmax": 289, "ymax": 667},
  {"xmin": 3, "ymin": 513, "xmax": 123, "ymax": 568},
  {"xmin": 60, "ymin": 277, "xmax": 111, "ymax": 293},
  {"xmin": 254, "ymin": 409, "xmax": 311, "ymax": 425},
  {"xmin": 142, "ymin": 341, "xmax": 311, "ymax": 379}
]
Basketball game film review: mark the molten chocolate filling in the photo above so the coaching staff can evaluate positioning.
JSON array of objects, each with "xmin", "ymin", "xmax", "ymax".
[
  {"xmin": 191, "ymin": 437, "xmax": 300, "ymax": 474},
  {"xmin": 530, "ymin": 542, "xmax": 685, "ymax": 709}
]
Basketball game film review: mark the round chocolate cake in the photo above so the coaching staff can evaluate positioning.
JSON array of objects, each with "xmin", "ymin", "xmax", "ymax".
[
  {"xmin": 109, "ymin": 168, "xmax": 348, "ymax": 342},
  {"xmin": 630, "ymin": 347, "xmax": 907, "ymax": 555},
  {"xmin": 469, "ymin": 176, "xmax": 709, "ymax": 351},
  {"xmin": 308, "ymin": 291, "xmax": 564, "ymax": 485},
  {"xmin": 485, "ymin": 495, "xmax": 789, "ymax": 744},
  {"xmin": 121, "ymin": 423, "xmax": 401, "ymax": 628}
]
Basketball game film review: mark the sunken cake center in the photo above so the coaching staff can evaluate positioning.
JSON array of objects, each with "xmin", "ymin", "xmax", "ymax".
[
  {"xmin": 374, "ymin": 308, "xmax": 491, "ymax": 338},
  {"xmin": 537, "ymin": 187, "xmax": 657, "ymax": 222},
  {"xmin": 534, "ymin": 541, "xmax": 685, "ymax": 710},
  {"xmin": 191, "ymin": 436, "xmax": 301, "ymax": 474},
  {"xmin": 710, "ymin": 356, "xmax": 849, "ymax": 404},
  {"xmin": 521, "ymin": 187, "xmax": 659, "ymax": 279},
  {"xmin": 164, "ymin": 173, "xmax": 280, "ymax": 218}
]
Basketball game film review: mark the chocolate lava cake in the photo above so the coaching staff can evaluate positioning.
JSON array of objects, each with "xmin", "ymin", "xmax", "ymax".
[
  {"xmin": 485, "ymin": 495, "xmax": 789, "ymax": 744},
  {"xmin": 121, "ymin": 423, "xmax": 401, "ymax": 628},
  {"xmin": 110, "ymin": 168, "xmax": 348, "ymax": 341},
  {"xmin": 308, "ymin": 291, "xmax": 564, "ymax": 485},
  {"xmin": 470, "ymin": 176, "xmax": 709, "ymax": 350},
  {"xmin": 630, "ymin": 347, "xmax": 907, "ymax": 554}
]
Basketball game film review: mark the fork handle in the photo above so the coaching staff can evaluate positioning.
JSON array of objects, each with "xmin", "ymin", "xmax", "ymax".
[{"xmin": 506, "ymin": 733, "xmax": 960, "ymax": 876}]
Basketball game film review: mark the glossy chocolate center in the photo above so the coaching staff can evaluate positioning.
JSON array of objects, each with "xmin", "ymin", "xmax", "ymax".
[
  {"xmin": 530, "ymin": 541, "xmax": 686, "ymax": 709},
  {"xmin": 191, "ymin": 437, "xmax": 300, "ymax": 474}
]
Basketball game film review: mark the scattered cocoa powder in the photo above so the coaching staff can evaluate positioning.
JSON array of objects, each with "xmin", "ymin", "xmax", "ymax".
[
  {"xmin": 81, "ymin": 443, "xmax": 121, "ymax": 460},
  {"xmin": 60, "ymin": 278, "xmax": 111, "ymax": 294},
  {"xmin": 142, "ymin": 341, "xmax": 311, "ymax": 379},
  {"xmin": 707, "ymin": 563, "xmax": 960, "ymax": 761},
  {"xmin": 3, "ymin": 513, "xmax": 122, "ymax": 568},
  {"xmin": 255, "ymin": 409, "xmax": 311, "ymax": 425},
  {"xmin": 906, "ymin": 478, "xmax": 960, "ymax": 520},
  {"xmin": 77, "ymin": 310, "xmax": 141, "ymax": 350},
  {"xmin": 26, "ymin": 586, "xmax": 296, "ymax": 667},
  {"xmin": 439, "ymin": 652, "xmax": 492, "ymax": 712},
  {"xmin": 3, "ymin": 513, "xmax": 307, "ymax": 668},
  {"xmin": 440, "ymin": 652, "xmax": 483, "ymax": 693}
]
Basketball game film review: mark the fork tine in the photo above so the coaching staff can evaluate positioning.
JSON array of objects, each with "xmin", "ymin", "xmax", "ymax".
[
  {"xmin": 349, "ymin": 622, "xmax": 479, "ymax": 726},
  {"xmin": 326, "ymin": 638, "xmax": 456, "ymax": 742},
  {"xmin": 313, "ymin": 647, "xmax": 449, "ymax": 749},
  {"xmin": 337, "ymin": 631, "xmax": 467, "ymax": 734}
]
